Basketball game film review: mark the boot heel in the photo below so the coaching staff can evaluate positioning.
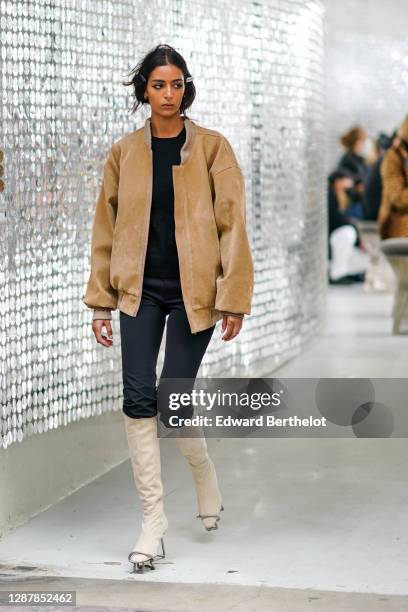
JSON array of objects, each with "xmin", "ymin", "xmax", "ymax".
[
  {"xmin": 197, "ymin": 505, "xmax": 224, "ymax": 531},
  {"xmin": 128, "ymin": 537, "xmax": 166, "ymax": 574},
  {"xmin": 160, "ymin": 536, "xmax": 166, "ymax": 557}
]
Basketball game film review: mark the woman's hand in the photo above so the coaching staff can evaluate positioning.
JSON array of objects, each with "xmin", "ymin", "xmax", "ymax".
[
  {"xmin": 220, "ymin": 314, "xmax": 244, "ymax": 341},
  {"xmin": 92, "ymin": 319, "xmax": 114, "ymax": 347}
]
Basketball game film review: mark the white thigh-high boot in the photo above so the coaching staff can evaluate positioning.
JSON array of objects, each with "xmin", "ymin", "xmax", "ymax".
[
  {"xmin": 175, "ymin": 426, "xmax": 224, "ymax": 531},
  {"xmin": 124, "ymin": 414, "xmax": 168, "ymax": 573}
]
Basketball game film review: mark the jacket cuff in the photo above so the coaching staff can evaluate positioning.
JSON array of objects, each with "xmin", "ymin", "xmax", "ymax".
[
  {"xmin": 220, "ymin": 311, "xmax": 245, "ymax": 318},
  {"xmin": 92, "ymin": 309, "xmax": 112, "ymax": 320}
]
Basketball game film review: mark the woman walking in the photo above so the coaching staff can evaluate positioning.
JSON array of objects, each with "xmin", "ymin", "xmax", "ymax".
[{"xmin": 82, "ymin": 44, "xmax": 254, "ymax": 573}]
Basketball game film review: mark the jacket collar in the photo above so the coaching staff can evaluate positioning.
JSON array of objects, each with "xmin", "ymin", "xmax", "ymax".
[{"xmin": 143, "ymin": 115, "xmax": 196, "ymax": 165}]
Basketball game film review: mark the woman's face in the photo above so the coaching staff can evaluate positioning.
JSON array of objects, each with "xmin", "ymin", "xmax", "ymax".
[
  {"xmin": 353, "ymin": 130, "xmax": 368, "ymax": 155},
  {"xmin": 393, "ymin": 135, "xmax": 401, "ymax": 149},
  {"xmin": 145, "ymin": 64, "xmax": 185, "ymax": 118}
]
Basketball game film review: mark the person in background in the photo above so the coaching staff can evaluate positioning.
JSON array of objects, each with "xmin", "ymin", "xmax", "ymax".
[
  {"xmin": 377, "ymin": 115, "xmax": 408, "ymax": 238},
  {"xmin": 339, "ymin": 125, "xmax": 372, "ymax": 184},
  {"xmin": 327, "ymin": 167, "xmax": 369, "ymax": 284},
  {"xmin": 363, "ymin": 131, "xmax": 397, "ymax": 221},
  {"xmin": 337, "ymin": 126, "xmax": 372, "ymax": 219},
  {"xmin": 392, "ymin": 130, "xmax": 401, "ymax": 149}
]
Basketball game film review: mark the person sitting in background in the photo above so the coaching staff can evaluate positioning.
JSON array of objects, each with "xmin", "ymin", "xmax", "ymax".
[
  {"xmin": 337, "ymin": 126, "xmax": 372, "ymax": 219},
  {"xmin": 327, "ymin": 168, "xmax": 369, "ymax": 284},
  {"xmin": 363, "ymin": 131, "xmax": 397, "ymax": 221},
  {"xmin": 377, "ymin": 114, "xmax": 408, "ymax": 239}
]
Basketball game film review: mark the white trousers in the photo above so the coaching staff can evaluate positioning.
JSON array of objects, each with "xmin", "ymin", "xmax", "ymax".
[{"xmin": 329, "ymin": 225, "xmax": 369, "ymax": 281}]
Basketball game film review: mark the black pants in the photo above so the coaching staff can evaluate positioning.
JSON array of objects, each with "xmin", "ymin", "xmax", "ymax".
[{"xmin": 119, "ymin": 276, "xmax": 215, "ymax": 423}]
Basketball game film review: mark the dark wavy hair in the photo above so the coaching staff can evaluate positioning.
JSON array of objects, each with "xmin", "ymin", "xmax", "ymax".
[{"xmin": 122, "ymin": 43, "xmax": 196, "ymax": 117}]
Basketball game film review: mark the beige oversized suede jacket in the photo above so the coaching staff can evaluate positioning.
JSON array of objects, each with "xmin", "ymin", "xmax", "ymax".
[{"xmin": 82, "ymin": 116, "xmax": 254, "ymax": 334}]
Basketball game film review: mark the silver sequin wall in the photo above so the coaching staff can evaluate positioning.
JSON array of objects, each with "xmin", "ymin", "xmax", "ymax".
[
  {"xmin": 1, "ymin": 0, "xmax": 326, "ymax": 448},
  {"xmin": 324, "ymin": 0, "xmax": 408, "ymax": 172}
]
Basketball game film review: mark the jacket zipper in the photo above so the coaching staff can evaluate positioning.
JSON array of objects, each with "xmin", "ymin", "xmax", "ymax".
[
  {"xmin": 134, "ymin": 149, "xmax": 154, "ymax": 316},
  {"xmin": 173, "ymin": 165, "xmax": 198, "ymax": 335},
  {"xmin": 177, "ymin": 134, "xmax": 197, "ymax": 333}
]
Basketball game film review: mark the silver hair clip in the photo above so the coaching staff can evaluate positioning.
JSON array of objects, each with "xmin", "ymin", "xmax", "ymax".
[
  {"xmin": 139, "ymin": 73, "xmax": 147, "ymax": 82},
  {"xmin": 185, "ymin": 76, "xmax": 194, "ymax": 83}
]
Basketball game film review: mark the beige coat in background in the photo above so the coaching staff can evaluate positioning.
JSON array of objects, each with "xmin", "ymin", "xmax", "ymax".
[
  {"xmin": 378, "ymin": 114, "xmax": 408, "ymax": 239},
  {"xmin": 82, "ymin": 116, "xmax": 254, "ymax": 334}
]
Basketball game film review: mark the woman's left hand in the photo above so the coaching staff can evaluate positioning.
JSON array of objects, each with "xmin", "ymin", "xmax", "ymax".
[{"xmin": 220, "ymin": 314, "xmax": 244, "ymax": 341}]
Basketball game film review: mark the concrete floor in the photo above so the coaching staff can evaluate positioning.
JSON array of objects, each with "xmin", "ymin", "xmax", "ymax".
[
  {"xmin": 274, "ymin": 283, "xmax": 406, "ymax": 377},
  {"xmin": 1, "ymin": 284, "xmax": 407, "ymax": 611}
]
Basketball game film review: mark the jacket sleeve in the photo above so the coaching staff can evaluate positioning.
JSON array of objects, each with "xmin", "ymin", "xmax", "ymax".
[
  {"xmin": 380, "ymin": 149, "xmax": 408, "ymax": 213},
  {"xmin": 210, "ymin": 137, "xmax": 254, "ymax": 316},
  {"xmin": 82, "ymin": 143, "xmax": 120, "ymax": 317},
  {"xmin": 220, "ymin": 311, "xmax": 244, "ymax": 318}
]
